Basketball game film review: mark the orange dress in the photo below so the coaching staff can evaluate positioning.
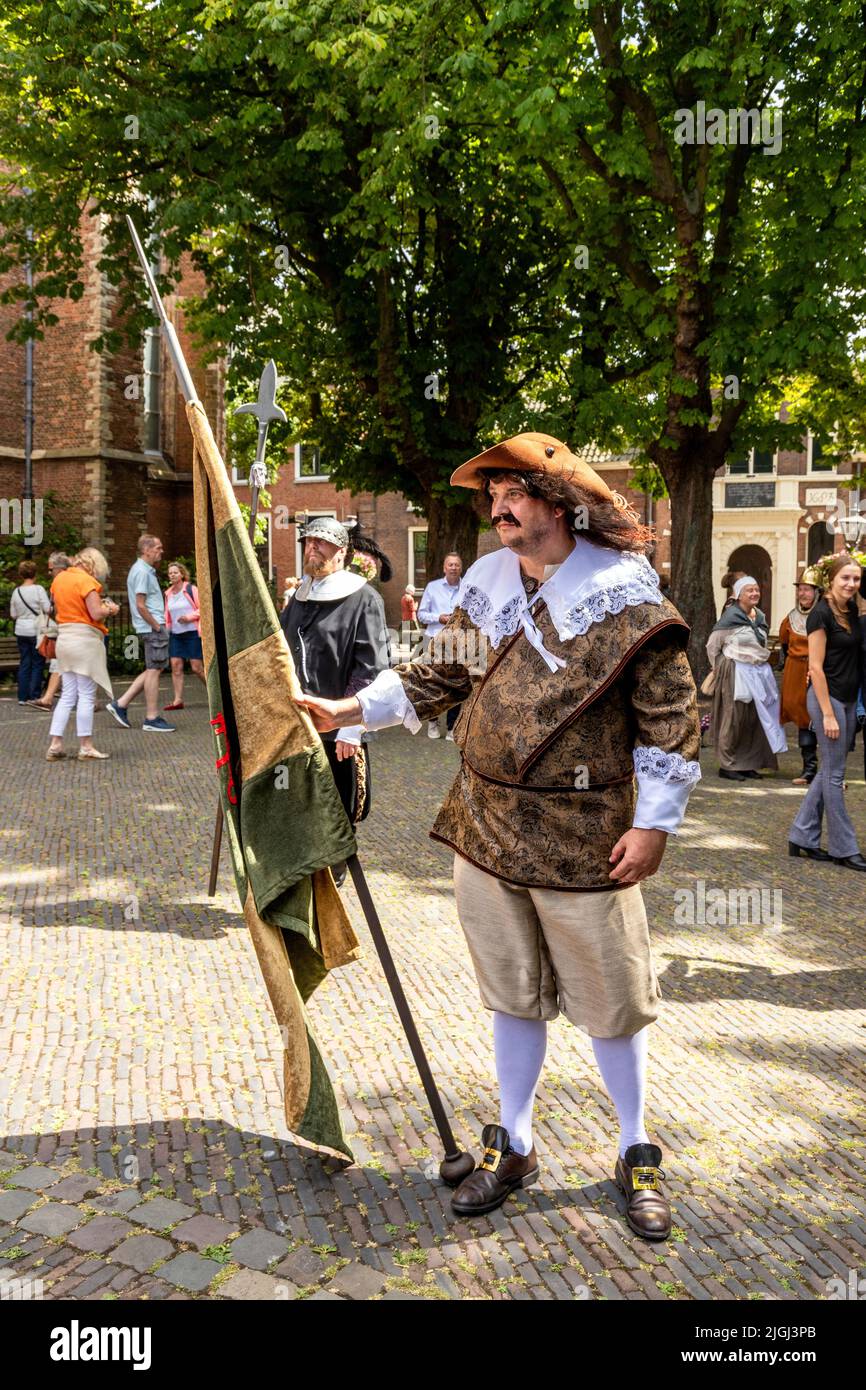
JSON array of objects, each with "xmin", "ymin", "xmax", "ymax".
[
  {"xmin": 778, "ymin": 613, "xmax": 810, "ymax": 727},
  {"xmin": 401, "ymin": 593, "xmax": 417, "ymax": 623}
]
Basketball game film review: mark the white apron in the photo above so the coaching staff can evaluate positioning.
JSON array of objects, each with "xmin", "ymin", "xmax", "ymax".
[{"xmin": 723, "ymin": 634, "xmax": 787, "ymax": 755}]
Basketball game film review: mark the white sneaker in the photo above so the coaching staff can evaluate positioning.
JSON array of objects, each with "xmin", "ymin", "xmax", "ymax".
[
  {"xmin": 427, "ymin": 723, "xmax": 441, "ymax": 739},
  {"xmin": 445, "ymin": 731, "xmax": 455, "ymax": 742}
]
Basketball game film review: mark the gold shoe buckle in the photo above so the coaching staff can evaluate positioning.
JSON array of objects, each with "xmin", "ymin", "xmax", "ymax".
[
  {"xmin": 631, "ymin": 1165, "xmax": 660, "ymax": 1191},
  {"xmin": 479, "ymin": 1146, "xmax": 502, "ymax": 1173}
]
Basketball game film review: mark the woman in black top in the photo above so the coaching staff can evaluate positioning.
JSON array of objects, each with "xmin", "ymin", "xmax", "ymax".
[{"xmin": 789, "ymin": 554, "xmax": 865, "ymax": 869}]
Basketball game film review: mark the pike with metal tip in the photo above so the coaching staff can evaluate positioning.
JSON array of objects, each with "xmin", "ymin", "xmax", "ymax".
[{"xmin": 234, "ymin": 358, "xmax": 287, "ymax": 519}]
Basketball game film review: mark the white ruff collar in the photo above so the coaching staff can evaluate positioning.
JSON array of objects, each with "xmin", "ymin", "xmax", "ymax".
[
  {"xmin": 294, "ymin": 569, "xmax": 368, "ymax": 602},
  {"xmin": 460, "ymin": 539, "xmax": 662, "ymax": 671}
]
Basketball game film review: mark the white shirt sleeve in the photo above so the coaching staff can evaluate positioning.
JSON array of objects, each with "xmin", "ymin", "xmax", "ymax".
[
  {"xmin": 334, "ymin": 725, "xmax": 364, "ymax": 746},
  {"xmin": 356, "ymin": 669, "xmax": 422, "ymax": 734},
  {"xmin": 632, "ymin": 747, "xmax": 702, "ymax": 835},
  {"xmin": 417, "ymin": 582, "xmax": 440, "ymax": 630}
]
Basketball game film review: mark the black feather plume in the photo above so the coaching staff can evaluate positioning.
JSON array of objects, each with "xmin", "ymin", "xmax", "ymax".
[{"xmin": 347, "ymin": 533, "xmax": 393, "ymax": 583}]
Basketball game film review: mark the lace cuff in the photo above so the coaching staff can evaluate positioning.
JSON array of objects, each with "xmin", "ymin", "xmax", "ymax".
[
  {"xmin": 632, "ymin": 746, "xmax": 702, "ymax": 834},
  {"xmin": 356, "ymin": 669, "xmax": 422, "ymax": 734}
]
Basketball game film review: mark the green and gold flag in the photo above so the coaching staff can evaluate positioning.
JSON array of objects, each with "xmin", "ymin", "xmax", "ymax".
[{"xmin": 188, "ymin": 400, "xmax": 360, "ymax": 1159}]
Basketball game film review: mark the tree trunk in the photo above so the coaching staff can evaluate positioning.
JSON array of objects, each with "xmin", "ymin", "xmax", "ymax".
[
  {"xmin": 660, "ymin": 460, "xmax": 717, "ymax": 681},
  {"xmin": 422, "ymin": 490, "xmax": 481, "ymax": 578}
]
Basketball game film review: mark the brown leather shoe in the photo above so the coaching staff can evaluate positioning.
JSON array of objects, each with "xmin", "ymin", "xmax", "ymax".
[
  {"xmin": 451, "ymin": 1125, "xmax": 538, "ymax": 1216},
  {"xmin": 615, "ymin": 1142, "xmax": 671, "ymax": 1241}
]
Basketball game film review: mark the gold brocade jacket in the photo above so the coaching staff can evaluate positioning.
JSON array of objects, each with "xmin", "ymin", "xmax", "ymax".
[{"xmin": 392, "ymin": 590, "xmax": 701, "ymax": 891}]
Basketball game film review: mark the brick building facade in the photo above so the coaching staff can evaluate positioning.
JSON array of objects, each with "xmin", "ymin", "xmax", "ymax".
[
  {"xmin": 241, "ymin": 456, "xmax": 427, "ymax": 629},
  {"xmin": 0, "ymin": 206, "xmax": 222, "ymax": 579},
  {"xmin": 708, "ymin": 418, "xmax": 862, "ymax": 632}
]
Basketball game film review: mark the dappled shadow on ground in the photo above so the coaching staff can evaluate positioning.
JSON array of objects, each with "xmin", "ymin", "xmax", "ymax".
[
  {"xmin": 2, "ymin": 895, "xmax": 244, "ymax": 939},
  {"xmin": 656, "ymin": 952, "xmax": 866, "ymax": 1012}
]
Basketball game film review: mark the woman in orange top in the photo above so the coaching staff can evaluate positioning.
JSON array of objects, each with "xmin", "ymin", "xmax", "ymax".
[
  {"xmin": 779, "ymin": 570, "xmax": 820, "ymax": 785},
  {"xmin": 47, "ymin": 548, "xmax": 119, "ymax": 762},
  {"xmin": 400, "ymin": 585, "xmax": 419, "ymax": 630}
]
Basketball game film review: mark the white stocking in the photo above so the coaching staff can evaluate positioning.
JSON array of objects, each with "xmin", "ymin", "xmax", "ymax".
[
  {"xmin": 591, "ymin": 1027, "xmax": 650, "ymax": 1158},
  {"xmin": 493, "ymin": 1011, "xmax": 547, "ymax": 1156}
]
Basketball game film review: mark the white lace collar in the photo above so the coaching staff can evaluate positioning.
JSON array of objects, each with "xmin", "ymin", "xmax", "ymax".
[
  {"xmin": 460, "ymin": 539, "xmax": 662, "ymax": 671},
  {"xmin": 293, "ymin": 569, "xmax": 368, "ymax": 603}
]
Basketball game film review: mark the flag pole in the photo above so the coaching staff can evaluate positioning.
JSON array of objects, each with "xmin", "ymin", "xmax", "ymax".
[
  {"xmin": 125, "ymin": 216, "xmax": 474, "ymax": 1188},
  {"xmin": 346, "ymin": 856, "xmax": 474, "ymax": 1184},
  {"xmin": 207, "ymin": 360, "xmax": 286, "ymax": 894},
  {"xmin": 204, "ymin": 358, "xmax": 289, "ymax": 889},
  {"xmin": 125, "ymin": 214, "xmax": 228, "ymax": 895}
]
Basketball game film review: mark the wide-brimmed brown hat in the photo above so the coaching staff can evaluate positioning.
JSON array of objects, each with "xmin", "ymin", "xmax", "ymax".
[{"xmin": 450, "ymin": 432, "xmax": 615, "ymax": 502}]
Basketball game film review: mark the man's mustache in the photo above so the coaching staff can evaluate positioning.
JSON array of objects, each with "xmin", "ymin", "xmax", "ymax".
[{"xmin": 493, "ymin": 513, "xmax": 520, "ymax": 528}]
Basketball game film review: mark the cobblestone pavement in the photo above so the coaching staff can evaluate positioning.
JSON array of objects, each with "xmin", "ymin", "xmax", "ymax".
[{"xmin": 1, "ymin": 684, "xmax": 865, "ymax": 1302}]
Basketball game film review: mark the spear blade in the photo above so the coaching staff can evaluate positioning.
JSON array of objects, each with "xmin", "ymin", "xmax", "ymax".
[
  {"xmin": 233, "ymin": 359, "xmax": 287, "ymax": 540},
  {"xmin": 234, "ymin": 357, "xmax": 286, "ymax": 492},
  {"xmin": 234, "ymin": 359, "xmax": 287, "ymax": 431}
]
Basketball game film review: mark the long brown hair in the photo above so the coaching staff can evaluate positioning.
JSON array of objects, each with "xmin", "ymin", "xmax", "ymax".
[
  {"xmin": 826, "ymin": 552, "xmax": 860, "ymax": 587},
  {"xmin": 825, "ymin": 553, "xmax": 861, "ymax": 625},
  {"xmin": 481, "ymin": 469, "xmax": 653, "ymax": 554}
]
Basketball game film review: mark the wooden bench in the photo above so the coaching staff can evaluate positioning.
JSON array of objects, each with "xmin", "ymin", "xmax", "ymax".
[{"xmin": 0, "ymin": 636, "xmax": 20, "ymax": 672}]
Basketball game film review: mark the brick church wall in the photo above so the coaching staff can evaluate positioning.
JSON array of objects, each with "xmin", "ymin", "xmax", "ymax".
[{"xmin": 0, "ymin": 207, "xmax": 213, "ymax": 578}]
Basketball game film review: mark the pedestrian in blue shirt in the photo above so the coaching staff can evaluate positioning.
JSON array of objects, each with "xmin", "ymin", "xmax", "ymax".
[
  {"xmin": 418, "ymin": 553, "xmax": 465, "ymax": 739},
  {"xmin": 107, "ymin": 534, "xmax": 176, "ymax": 732}
]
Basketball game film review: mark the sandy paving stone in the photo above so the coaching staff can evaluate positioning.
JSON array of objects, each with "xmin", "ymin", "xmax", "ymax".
[{"xmin": 218, "ymin": 1269, "xmax": 294, "ymax": 1300}]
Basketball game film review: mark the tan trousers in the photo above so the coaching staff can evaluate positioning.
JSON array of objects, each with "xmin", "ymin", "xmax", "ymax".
[{"xmin": 452, "ymin": 854, "xmax": 661, "ymax": 1037}]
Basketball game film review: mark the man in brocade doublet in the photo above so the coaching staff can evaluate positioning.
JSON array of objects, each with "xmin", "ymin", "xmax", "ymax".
[{"xmin": 299, "ymin": 433, "xmax": 702, "ymax": 1240}]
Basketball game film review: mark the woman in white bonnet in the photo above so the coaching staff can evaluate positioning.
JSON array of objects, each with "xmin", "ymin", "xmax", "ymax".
[{"xmin": 706, "ymin": 575, "xmax": 787, "ymax": 781}]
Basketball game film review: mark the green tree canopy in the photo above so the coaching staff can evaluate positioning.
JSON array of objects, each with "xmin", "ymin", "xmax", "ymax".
[
  {"xmin": 0, "ymin": 0, "xmax": 573, "ymax": 574},
  {"xmin": 1, "ymin": 1, "xmax": 865, "ymax": 665}
]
